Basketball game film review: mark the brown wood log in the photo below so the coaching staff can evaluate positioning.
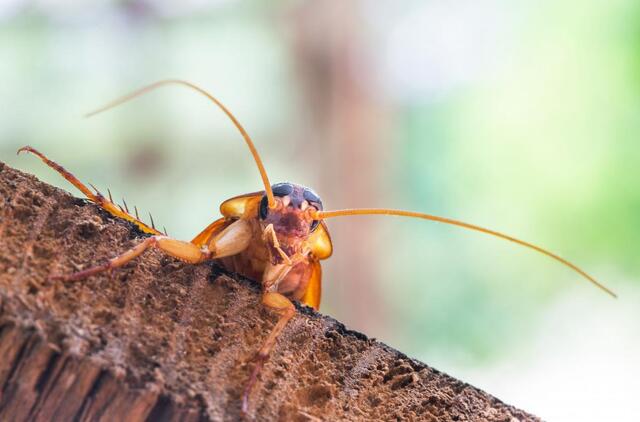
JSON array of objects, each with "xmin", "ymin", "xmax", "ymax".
[{"xmin": 0, "ymin": 161, "xmax": 539, "ymax": 421}]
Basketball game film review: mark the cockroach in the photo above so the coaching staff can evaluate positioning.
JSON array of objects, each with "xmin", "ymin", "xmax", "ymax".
[{"xmin": 18, "ymin": 79, "xmax": 616, "ymax": 414}]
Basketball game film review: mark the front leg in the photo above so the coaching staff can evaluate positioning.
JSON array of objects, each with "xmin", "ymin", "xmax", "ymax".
[
  {"xmin": 242, "ymin": 292, "xmax": 296, "ymax": 414},
  {"xmin": 262, "ymin": 223, "xmax": 292, "ymax": 265},
  {"xmin": 53, "ymin": 219, "xmax": 252, "ymax": 281}
]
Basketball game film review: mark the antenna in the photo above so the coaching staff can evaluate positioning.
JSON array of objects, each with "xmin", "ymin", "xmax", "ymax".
[
  {"xmin": 314, "ymin": 208, "xmax": 616, "ymax": 298},
  {"xmin": 85, "ymin": 79, "xmax": 276, "ymax": 207}
]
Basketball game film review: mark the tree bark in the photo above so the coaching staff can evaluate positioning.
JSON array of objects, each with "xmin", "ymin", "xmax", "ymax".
[{"xmin": 0, "ymin": 162, "xmax": 539, "ymax": 421}]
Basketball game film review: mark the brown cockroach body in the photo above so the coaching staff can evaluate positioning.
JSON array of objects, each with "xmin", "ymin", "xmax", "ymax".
[{"xmin": 18, "ymin": 80, "xmax": 615, "ymax": 414}]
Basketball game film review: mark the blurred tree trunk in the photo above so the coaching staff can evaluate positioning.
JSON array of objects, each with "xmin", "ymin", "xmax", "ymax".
[{"xmin": 287, "ymin": 0, "xmax": 390, "ymax": 334}]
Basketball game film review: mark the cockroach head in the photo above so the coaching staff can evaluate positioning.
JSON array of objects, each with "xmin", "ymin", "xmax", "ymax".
[{"xmin": 259, "ymin": 182, "xmax": 322, "ymax": 237}]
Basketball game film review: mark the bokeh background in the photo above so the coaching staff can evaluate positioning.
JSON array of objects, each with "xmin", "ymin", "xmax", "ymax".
[{"xmin": 1, "ymin": 1, "xmax": 639, "ymax": 420}]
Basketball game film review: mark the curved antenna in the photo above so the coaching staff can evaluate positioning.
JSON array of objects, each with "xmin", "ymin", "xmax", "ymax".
[
  {"xmin": 314, "ymin": 208, "xmax": 616, "ymax": 298},
  {"xmin": 85, "ymin": 79, "xmax": 276, "ymax": 208}
]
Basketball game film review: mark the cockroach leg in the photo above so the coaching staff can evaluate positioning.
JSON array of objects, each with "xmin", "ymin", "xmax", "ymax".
[
  {"xmin": 50, "ymin": 236, "xmax": 212, "ymax": 282},
  {"xmin": 242, "ymin": 292, "xmax": 296, "ymax": 414},
  {"xmin": 262, "ymin": 224, "xmax": 292, "ymax": 265},
  {"xmin": 51, "ymin": 219, "xmax": 253, "ymax": 282},
  {"xmin": 207, "ymin": 219, "xmax": 253, "ymax": 259},
  {"xmin": 122, "ymin": 197, "xmax": 130, "ymax": 213},
  {"xmin": 17, "ymin": 146, "xmax": 162, "ymax": 235}
]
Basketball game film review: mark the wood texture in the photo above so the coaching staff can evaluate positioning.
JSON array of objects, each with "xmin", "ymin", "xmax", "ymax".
[{"xmin": 0, "ymin": 162, "xmax": 539, "ymax": 421}]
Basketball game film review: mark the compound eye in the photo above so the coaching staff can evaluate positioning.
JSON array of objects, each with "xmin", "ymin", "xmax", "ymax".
[
  {"xmin": 307, "ymin": 203, "xmax": 321, "ymax": 232},
  {"xmin": 272, "ymin": 183, "xmax": 294, "ymax": 197},
  {"xmin": 303, "ymin": 188, "xmax": 322, "ymax": 210},
  {"xmin": 259, "ymin": 196, "xmax": 269, "ymax": 220}
]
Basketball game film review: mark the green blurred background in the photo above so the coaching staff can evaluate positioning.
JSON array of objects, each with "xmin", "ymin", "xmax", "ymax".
[{"xmin": 1, "ymin": 1, "xmax": 638, "ymax": 419}]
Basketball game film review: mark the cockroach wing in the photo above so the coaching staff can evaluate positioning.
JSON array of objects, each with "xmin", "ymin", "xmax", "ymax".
[
  {"xmin": 308, "ymin": 221, "xmax": 333, "ymax": 260},
  {"xmin": 301, "ymin": 260, "xmax": 322, "ymax": 310},
  {"xmin": 219, "ymin": 191, "xmax": 264, "ymax": 219},
  {"xmin": 191, "ymin": 218, "xmax": 231, "ymax": 247}
]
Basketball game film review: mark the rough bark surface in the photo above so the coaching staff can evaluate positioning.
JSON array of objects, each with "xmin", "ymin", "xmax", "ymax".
[{"xmin": 0, "ymin": 162, "xmax": 540, "ymax": 421}]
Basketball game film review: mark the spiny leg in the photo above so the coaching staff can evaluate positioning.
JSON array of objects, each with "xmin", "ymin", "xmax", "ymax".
[
  {"xmin": 17, "ymin": 146, "xmax": 161, "ymax": 235},
  {"xmin": 242, "ymin": 292, "xmax": 296, "ymax": 414}
]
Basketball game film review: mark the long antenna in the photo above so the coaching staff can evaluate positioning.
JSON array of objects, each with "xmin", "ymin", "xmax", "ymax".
[
  {"xmin": 85, "ymin": 79, "xmax": 276, "ymax": 208},
  {"xmin": 314, "ymin": 208, "xmax": 616, "ymax": 298}
]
